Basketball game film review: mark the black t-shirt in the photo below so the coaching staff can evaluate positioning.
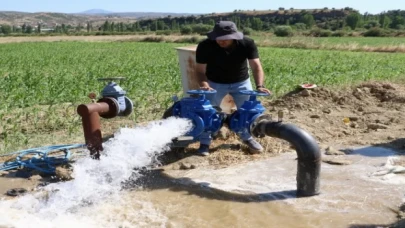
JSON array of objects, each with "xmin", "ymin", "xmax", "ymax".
[{"xmin": 195, "ymin": 37, "xmax": 259, "ymax": 84}]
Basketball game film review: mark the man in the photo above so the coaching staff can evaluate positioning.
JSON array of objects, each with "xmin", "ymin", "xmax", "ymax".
[{"xmin": 195, "ymin": 20, "xmax": 271, "ymax": 156}]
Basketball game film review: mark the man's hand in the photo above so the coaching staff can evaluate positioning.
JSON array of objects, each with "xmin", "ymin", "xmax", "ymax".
[
  {"xmin": 257, "ymin": 87, "xmax": 272, "ymax": 95},
  {"xmin": 200, "ymin": 81, "xmax": 214, "ymax": 91},
  {"xmin": 200, "ymin": 86, "xmax": 214, "ymax": 91}
]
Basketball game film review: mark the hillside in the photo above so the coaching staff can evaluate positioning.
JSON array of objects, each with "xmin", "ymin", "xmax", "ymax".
[
  {"xmin": 1, "ymin": 8, "xmax": 404, "ymax": 35},
  {"xmin": 0, "ymin": 11, "xmax": 194, "ymax": 27}
]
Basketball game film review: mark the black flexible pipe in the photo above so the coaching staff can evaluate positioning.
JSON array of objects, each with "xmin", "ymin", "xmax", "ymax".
[{"xmin": 252, "ymin": 120, "xmax": 321, "ymax": 197}]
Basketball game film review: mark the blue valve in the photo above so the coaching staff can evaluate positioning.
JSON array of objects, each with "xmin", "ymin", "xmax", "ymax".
[
  {"xmin": 164, "ymin": 89, "xmax": 270, "ymax": 146},
  {"xmin": 167, "ymin": 89, "xmax": 223, "ymax": 140},
  {"xmin": 228, "ymin": 90, "xmax": 270, "ymax": 135},
  {"xmin": 98, "ymin": 77, "xmax": 133, "ymax": 117}
]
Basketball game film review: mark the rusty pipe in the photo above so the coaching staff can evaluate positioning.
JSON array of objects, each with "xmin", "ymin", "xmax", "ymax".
[{"xmin": 77, "ymin": 98, "xmax": 118, "ymax": 159}]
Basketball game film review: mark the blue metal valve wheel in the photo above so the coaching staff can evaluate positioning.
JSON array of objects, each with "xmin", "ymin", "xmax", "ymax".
[
  {"xmin": 187, "ymin": 89, "xmax": 217, "ymax": 95},
  {"xmin": 238, "ymin": 90, "xmax": 270, "ymax": 96}
]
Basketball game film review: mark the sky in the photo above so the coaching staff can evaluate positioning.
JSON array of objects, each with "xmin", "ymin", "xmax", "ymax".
[{"xmin": 2, "ymin": 0, "xmax": 404, "ymax": 15}]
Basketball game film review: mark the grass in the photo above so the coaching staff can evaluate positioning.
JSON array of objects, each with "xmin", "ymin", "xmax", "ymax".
[{"xmin": 0, "ymin": 40, "xmax": 405, "ymax": 153}]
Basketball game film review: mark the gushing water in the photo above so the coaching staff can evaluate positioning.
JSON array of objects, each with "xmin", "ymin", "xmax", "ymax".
[{"xmin": 0, "ymin": 117, "xmax": 192, "ymax": 228}]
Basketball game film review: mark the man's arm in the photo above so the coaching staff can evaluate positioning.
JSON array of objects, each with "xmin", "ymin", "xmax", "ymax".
[
  {"xmin": 248, "ymin": 58, "xmax": 271, "ymax": 94},
  {"xmin": 196, "ymin": 63, "xmax": 213, "ymax": 90}
]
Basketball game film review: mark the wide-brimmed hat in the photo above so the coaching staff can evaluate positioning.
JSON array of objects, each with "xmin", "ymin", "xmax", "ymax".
[{"xmin": 207, "ymin": 21, "xmax": 243, "ymax": 40}]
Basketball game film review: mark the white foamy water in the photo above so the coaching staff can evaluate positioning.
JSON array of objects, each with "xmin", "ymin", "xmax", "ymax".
[{"xmin": 0, "ymin": 117, "xmax": 192, "ymax": 228}]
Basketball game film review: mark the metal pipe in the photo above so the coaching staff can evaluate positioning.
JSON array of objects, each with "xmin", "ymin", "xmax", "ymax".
[
  {"xmin": 252, "ymin": 120, "xmax": 321, "ymax": 197},
  {"xmin": 77, "ymin": 101, "xmax": 116, "ymax": 159}
]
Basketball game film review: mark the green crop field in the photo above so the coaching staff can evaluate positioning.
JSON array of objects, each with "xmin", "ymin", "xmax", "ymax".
[{"xmin": 1, "ymin": 40, "xmax": 405, "ymax": 153}]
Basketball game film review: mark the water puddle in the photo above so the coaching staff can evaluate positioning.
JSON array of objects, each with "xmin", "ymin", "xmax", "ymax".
[{"xmin": 162, "ymin": 146, "xmax": 405, "ymax": 227}]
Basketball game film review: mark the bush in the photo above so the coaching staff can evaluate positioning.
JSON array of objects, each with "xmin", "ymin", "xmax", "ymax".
[
  {"xmin": 274, "ymin": 26, "xmax": 293, "ymax": 37},
  {"xmin": 364, "ymin": 21, "xmax": 380, "ymax": 29},
  {"xmin": 306, "ymin": 28, "xmax": 332, "ymax": 37},
  {"xmin": 395, "ymin": 24, "xmax": 405, "ymax": 30},
  {"xmin": 141, "ymin": 36, "xmax": 165, "ymax": 42},
  {"xmin": 156, "ymin": 30, "xmax": 172, "ymax": 35},
  {"xmin": 180, "ymin": 26, "xmax": 192, "ymax": 35},
  {"xmin": 242, "ymin": 27, "xmax": 253, "ymax": 35},
  {"xmin": 294, "ymin": 23, "xmax": 307, "ymax": 30},
  {"xmin": 332, "ymin": 30, "xmax": 346, "ymax": 37},
  {"xmin": 319, "ymin": 30, "xmax": 332, "ymax": 37},
  {"xmin": 191, "ymin": 24, "xmax": 212, "ymax": 35},
  {"xmin": 308, "ymin": 28, "xmax": 321, "ymax": 37},
  {"xmin": 363, "ymin": 28, "xmax": 386, "ymax": 37}
]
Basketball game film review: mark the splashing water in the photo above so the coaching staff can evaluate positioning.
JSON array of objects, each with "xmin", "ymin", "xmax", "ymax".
[{"xmin": 0, "ymin": 117, "xmax": 192, "ymax": 228}]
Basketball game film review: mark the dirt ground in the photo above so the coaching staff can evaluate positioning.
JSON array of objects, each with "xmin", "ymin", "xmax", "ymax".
[{"xmin": 1, "ymin": 80, "xmax": 405, "ymax": 226}]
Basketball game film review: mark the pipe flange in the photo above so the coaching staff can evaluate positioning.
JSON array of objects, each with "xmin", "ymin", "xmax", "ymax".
[
  {"xmin": 121, "ymin": 96, "xmax": 134, "ymax": 116},
  {"xmin": 97, "ymin": 97, "xmax": 120, "ymax": 119},
  {"xmin": 250, "ymin": 114, "xmax": 272, "ymax": 138}
]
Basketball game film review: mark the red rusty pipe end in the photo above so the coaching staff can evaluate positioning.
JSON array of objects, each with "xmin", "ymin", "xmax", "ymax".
[
  {"xmin": 77, "ymin": 102, "xmax": 110, "ymax": 117},
  {"xmin": 77, "ymin": 98, "xmax": 119, "ymax": 159}
]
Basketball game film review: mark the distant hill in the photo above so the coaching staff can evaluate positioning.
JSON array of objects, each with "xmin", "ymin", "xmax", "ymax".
[
  {"xmin": 0, "ymin": 10, "xmax": 195, "ymax": 27},
  {"xmin": 78, "ymin": 9, "xmax": 114, "ymax": 15},
  {"xmin": 75, "ymin": 9, "xmax": 196, "ymax": 18}
]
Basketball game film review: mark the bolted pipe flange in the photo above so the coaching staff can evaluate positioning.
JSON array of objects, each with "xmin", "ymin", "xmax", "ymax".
[
  {"xmin": 250, "ymin": 114, "xmax": 272, "ymax": 138},
  {"xmin": 97, "ymin": 97, "xmax": 120, "ymax": 119},
  {"xmin": 120, "ymin": 96, "xmax": 134, "ymax": 117}
]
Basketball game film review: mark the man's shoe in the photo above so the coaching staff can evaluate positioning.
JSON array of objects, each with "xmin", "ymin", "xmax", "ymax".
[
  {"xmin": 198, "ymin": 144, "xmax": 210, "ymax": 156},
  {"xmin": 243, "ymin": 138, "xmax": 263, "ymax": 154}
]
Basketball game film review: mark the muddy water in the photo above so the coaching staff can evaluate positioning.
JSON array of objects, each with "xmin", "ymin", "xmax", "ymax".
[
  {"xmin": 0, "ymin": 118, "xmax": 403, "ymax": 228},
  {"xmin": 126, "ymin": 147, "xmax": 404, "ymax": 228}
]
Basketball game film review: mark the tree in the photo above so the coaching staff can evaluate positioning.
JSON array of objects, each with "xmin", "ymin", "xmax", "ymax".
[
  {"xmin": 180, "ymin": 25, "xmax": 192, "ymax": 35},
  {"xmin": 390, "ymin": 15, "xmax": 405, "ymax": 29},
  {"xmin": 189, "ymin": 23, "xmax": 210, "ymax": 35},
  {"xmin": 111, "ymin": 22, "xmax": 115, "ymax": 31},
  {"xmin": 1, "ymin": 24, "xmax": 12, "ymax": 34},
  {"xmin": 132, "ymin": 22, "xmax": 141, "ymax": 31},
  {"xmin": 379, "ymin": 15, "xmax": 392, "ymax": 28},
  {"xmin": 37, "ymin": 23, "xmax": 41, "ymax": 33},
  {"xmin": 207, "ymin": 19, "xmax": 215, "ymax": 26},
  {"xmin": 301, "ymin": 14, "xmax": 315, "ymax": 28},
  {"xmin": 25, "ymin": 25, "xmax": 33, "ymax": 33},
  {"xmin": 251, "ymin": 17, "xmax": 263, "ymax": 30},
  {"xmin": 157, "ymin": 20, "xmax": 166, "ymax": 30},
  {"xmin": 87, "ymin": 22, "xmax": 92, "ymax": 32},
  {"xmin": 75, "ymin": 23, "xmax": 82, "ymax": 32},
  {"xmin": 102, "ymin": 21, "xmax": 110, "ymax": 31},
  {"xmin": 171, "ymin": 20, "xmax": 179, "ymax": 30},
  {"xmin": 345, "ymin": 12, "xmax": 361, "ymax": 30}
]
